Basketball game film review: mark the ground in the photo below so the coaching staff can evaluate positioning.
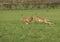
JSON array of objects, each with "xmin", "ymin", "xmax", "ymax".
[{"xmin": 0, "ymin": 8, "xmax": 60, "ymax": 42}]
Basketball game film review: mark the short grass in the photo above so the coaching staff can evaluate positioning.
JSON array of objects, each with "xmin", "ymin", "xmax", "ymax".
[{"xmin": 0, "ymin": 8, "xmax": 60, "ymax": 42}]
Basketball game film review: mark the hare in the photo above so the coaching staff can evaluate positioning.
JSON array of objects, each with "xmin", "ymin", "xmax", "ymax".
[
  {"xmin": 33, "ymin": 16, "xmax": 53, "ymax": 25},
  {"xmin": 21, "ymin": 16, "xmax": 33, "ymax": 24}
]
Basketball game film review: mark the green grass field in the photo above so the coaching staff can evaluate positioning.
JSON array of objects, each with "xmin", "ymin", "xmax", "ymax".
[{"xmin": 0, "ymin": 9, "xmax": 60, "ymax": 42}]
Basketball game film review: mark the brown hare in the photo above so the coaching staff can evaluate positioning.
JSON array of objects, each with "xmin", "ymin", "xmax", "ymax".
[
  {"xmin": 21, "ymin": 16, "xmax": 33, "ymax": 24},
  {"xmin": 33, "ymin": 16, "xmax": 53, "ymax": 25}
]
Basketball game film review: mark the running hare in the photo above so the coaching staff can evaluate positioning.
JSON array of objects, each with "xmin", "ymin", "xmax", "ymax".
[{"xmin": 21, "ymin": 16, "xmax": 33, "ymax": 24}]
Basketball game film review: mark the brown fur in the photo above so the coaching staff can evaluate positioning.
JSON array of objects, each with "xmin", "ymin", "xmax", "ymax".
[
  {"xmin": 21, "ymin": 16, "xmax": 33, "ymax": 24},
  {"xmin": 33, "ymin": 16, "xmax": 53, "ymax": 25}
]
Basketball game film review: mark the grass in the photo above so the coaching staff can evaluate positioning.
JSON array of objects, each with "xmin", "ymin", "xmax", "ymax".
[{"xmin": 0, "ymin": 8, "xmax": 60, "ymax": 42}]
